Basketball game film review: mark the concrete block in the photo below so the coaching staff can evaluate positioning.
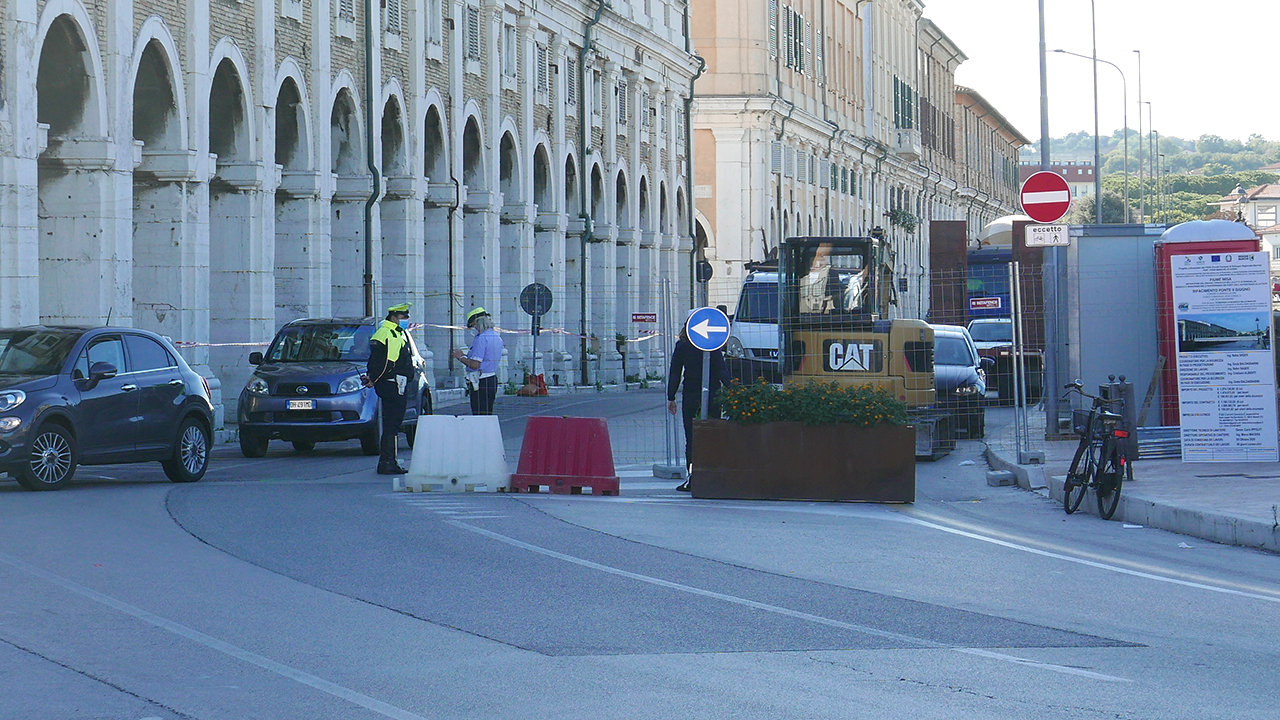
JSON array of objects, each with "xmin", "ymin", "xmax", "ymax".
[
  {"xmin": 986, "ymin": 470, "xmax": 1015, "ymax": 487},
  {"xmin": 400, "ymin": 415, "xmax": 509, "ymax": 492}
]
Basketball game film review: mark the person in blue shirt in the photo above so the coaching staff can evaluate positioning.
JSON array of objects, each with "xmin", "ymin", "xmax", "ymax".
[
  {"xmin": 452, "ymin": 307, "xmax": 503, "ymax": 414},
  {"xmin": 667, "ymin": 313, "xmax": 730, "ymax": 491}
]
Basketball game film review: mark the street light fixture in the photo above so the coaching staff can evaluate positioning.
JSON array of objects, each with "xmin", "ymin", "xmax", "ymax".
[
  {"xmin": 1054, "ymin": 49, "xmax": 1129, "ymax": 223},
  {"xmin": 1233, "ymin": 183, "xmax": 1248, "ymax": 224}
]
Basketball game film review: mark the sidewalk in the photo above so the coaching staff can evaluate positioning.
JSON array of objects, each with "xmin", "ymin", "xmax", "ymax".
[{"xmin": 985, "ymin": 415, "xmax": 1280, "ymax": 553}]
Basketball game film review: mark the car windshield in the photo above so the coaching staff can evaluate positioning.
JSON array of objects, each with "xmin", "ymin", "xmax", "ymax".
[
  {"xmin": 736, "ymin": 281, "xmax": 779, "ymax": 323},
  {"xmin": 935, "ymin": 336, "xmax": 975, "ymax": 367},
  {"xmin": 265, "ymin": 324, "xmax": 375, "ymax": 362},
  {"xmin": 969, "ymin": 322, "xmax": 1012, "ymax": 343},
  {"xmin": 0, "ymin": 329, "xmax": 81, "ymax": 376}
]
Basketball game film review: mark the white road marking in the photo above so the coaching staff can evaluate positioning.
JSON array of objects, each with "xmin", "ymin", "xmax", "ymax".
[
  {"xmin": 445, "ymin": 520, "xmax": 1131, "ymax": 683},
  {"xmin": 606, "ymin": 498, "xmax": 1280, "ymax": 604},
  {"xmin": 0, "ymin": 551, "xmax": 433, "ymax": 720}
]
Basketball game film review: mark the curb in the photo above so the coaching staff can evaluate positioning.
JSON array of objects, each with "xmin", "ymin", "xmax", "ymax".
[
  {"xmin": 983, "ymin": 447, "xmax": 1046, "ymax": 491},
  {"xmin": 988, "ymin": 444, "xmax": 1280, "ymax": 553}
]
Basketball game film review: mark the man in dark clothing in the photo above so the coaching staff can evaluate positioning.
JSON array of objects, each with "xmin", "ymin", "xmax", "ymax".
[
  {"xmin": 667, "ymin": 324, "xmax": 731, "ymax": 491},
  {"xmin": 364, "ymin": 303, "xmax": 414, "ymax": 474}
]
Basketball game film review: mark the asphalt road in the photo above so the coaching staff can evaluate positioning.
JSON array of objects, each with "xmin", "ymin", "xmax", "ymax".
[{"xmin": 1, "ymin": 394, "xmax": 1278, "ymax": 719}]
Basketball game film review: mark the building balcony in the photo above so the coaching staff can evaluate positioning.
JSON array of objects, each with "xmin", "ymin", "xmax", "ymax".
[{"xmin": 894, "ymin": 129, "xmax": 922, "ymax": 162}]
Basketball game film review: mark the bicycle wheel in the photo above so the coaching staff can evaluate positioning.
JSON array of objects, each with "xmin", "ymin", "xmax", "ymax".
[
  {"xmin": 1063, "ymin": 440, "xmax": 1095, "ymax": 514},
  {"xmin": 1095, "ymin": 447, "xmax": 1124, "ymax": 520}
]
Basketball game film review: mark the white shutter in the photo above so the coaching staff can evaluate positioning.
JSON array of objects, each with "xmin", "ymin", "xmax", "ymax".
[
  {"xmin": 797, "ymin": 151, "xmax": 807, "ymax": 183},
  {"xmin": 386, "ymin": 0, "xmax": 401, "ymax": 33},
  {"xmin": 785, "ymin": 147, "xmax": 795, "ymax": 178},
  {"xmin": 537, "ymin": 45, "xmax": 549, "ymax": 92},
  {"xmin": 566, "ymin": 57, "xmax": 577, "ymax": 105},
  {"xmin": 804, "ymin": 19, "xmax": 811, "ymax": 74},
  {"xmin": 819, "ymin": 158, "xmax": 830, "ymax": 188},
  {"xmin": 339, "ymin": 0, "xmax": 355, "ymax": 21},
  {"xmin": 816, "ymin": 30, "xmax": 824, "ymax": 83},
  {"xmin": 466, "ymin": 6, "xmax": 481, "ymax": 59},
  {"xmin": 771, "ymin": 141, "xmax": 783, "ymax": 174},
  {"xmin": 617, "ymin": 80, "xmax": 628, "ymax": 120},
  {"xmin": 768, "ymin": 0, "xmax": 778, "ymax": 59}
]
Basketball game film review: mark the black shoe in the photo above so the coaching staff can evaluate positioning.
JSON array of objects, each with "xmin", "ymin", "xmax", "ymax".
[
  {"xmin": 676, "ymin": 481, "xmax": 690, "ymax": 492},
  {"xmin": 377, "ymin": 463, "xmax": 409, "ymax": 475}
]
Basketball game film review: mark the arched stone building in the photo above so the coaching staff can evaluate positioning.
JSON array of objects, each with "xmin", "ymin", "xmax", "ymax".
[{"xmin": 0, "ymin": 0, "xmax": 699, "ymax": 424}]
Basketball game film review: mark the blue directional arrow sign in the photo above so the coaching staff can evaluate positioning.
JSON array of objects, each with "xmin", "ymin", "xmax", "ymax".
[{"xmin": 685, "ymin": 306, "xmax": 731, "ymax": 352}]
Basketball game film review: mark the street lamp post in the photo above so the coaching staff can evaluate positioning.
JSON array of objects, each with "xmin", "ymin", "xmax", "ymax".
[
  {"xmin": 1158, "ymin": 150, "xmax": 1166, "ymax": 220},
  {"xmin": 1145, "ymin": 102, "xmax": 1155, "ymax": 214},
  {"xmin": 1090, "ymin": 0, "xmax": 1101, "ymax": 222},
  {"xmin": 1055, "ymin": 49, "xmax": 1128, "ymax": 223},
  {"xmin": 1134, "ymin": 50, "xmax": 1143, "ymax": 222}
]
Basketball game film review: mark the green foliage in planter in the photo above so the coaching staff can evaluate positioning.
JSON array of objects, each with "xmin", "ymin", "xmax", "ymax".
[{"xmin": 720, "ymin": 380, "xmax": 909, "ymax": 427}]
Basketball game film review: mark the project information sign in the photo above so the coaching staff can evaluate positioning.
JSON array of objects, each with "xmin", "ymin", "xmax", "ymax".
[{"xmin": 1171, "ymin": 251, "xmax": 1279, "ymax": 462}]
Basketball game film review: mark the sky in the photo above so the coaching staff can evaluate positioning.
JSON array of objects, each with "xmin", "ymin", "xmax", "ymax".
[{"xmin": 921, "ymin": 0, "xmax": 1280, "ymax": 145}]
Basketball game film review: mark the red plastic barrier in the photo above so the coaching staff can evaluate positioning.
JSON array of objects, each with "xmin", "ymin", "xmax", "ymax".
[{"xmin": 509, "ymin": 416, "xmax": 620, "ymax": 496}]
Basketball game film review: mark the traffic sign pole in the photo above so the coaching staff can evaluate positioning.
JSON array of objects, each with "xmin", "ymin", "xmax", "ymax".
[{"xmin": 700, "ymin": 352, "xmax": 711, "ymax": 421}]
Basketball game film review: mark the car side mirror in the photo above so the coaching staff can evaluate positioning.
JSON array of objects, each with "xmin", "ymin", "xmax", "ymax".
[
  {"xmin": 249, "ymin": 351, "xmax": 263, "ymax": 365},
  {"xmin": 980, "ymin": 357, "xmax": 995, "ymax": 369},
  {"xmin": 84, "ymin": 361, "xmax": 117, "ymax": 389}
]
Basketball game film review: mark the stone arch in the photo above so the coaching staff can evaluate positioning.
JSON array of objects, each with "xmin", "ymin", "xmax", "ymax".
[
  {"xmin": 36, "ymin": 10, "xmax": 110, "ymax": 325},
  {"xmin": 35, "ymin": 5, "xmax": 107, "ymax": 139},
  {"xmin": 532, "ymin": 144, "xmax": 553, "ymax": 213},
  {"xmin": 676, "ymin": 187, "xmax": 688, "ymax": 238},
  {"xmin": 463, "ymin": 115, "xmax": 485, "ymax": 188},
  {"xmin": 207, "ymin": 42, "xmax": 260, "ymax": 403},
  {"xmin": 423, "ymin": 104, "xmax": 448, "ymax": 181},
  {"xmin": 638, "ymin": 176, "xmax": 650, "ymax": 232},
  {"xmin": 659, "ymin": 181, "xmax": 669, "ymax": 235},
  {"xmin": 204, "ymin": 41, "xmax": 252, "ymax": 162},
  {"xmin": 275, "ymin": 75, "xmax": 309, "ymax": 171},
  {"xmin": 130, "ymin": 20, "xmax": 187, "ymax": 151},
  {"xmin": 564, "ymin": 154, "xmax": 580, "ymax": 217},
  {"xmin": 590, "ymin": 164, "xmax": 605, "ymax": 224},
  {"xmin": 330, "ymin": 84, "xmax": 363, "ymax": 175},
  {"xmin": 381, "ymin": 94, "xmax": 407, "ymax": 175},
  {"xmin": 615, "ymin": 169, "xmax": 629, "ymax": 229},
  {"xmin": 130, "ymin": 34, "xmax": 187, "ymax": 340},
  {"xmin": 499, "ymin": 131, "xmax": 520, "ymax": 203}
]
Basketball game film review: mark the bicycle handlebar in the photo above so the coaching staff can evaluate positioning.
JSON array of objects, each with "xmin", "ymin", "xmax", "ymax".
[{"xmin": 1061, "ymin": 381, "xmax": 1123, "ymax": 406}]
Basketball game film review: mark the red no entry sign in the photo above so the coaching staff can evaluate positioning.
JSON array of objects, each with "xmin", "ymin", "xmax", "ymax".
[{"xmin": 1019, "ymin": 171, "xmax": 1072, "ymax": 224}]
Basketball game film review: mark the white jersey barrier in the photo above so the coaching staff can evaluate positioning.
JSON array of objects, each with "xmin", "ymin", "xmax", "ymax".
[{"xmin": 393, "ymin": 415, "xmax": 510, "ymax": 492}]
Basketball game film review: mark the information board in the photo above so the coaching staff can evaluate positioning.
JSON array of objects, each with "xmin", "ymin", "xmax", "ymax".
[{"xmin": 1171, "ymin": 251, "xmax": 1279, "ymax": 462}]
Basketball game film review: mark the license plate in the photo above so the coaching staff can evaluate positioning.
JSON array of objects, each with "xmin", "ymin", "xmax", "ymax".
[{"xmin": 287, "ymin": 399, "xmax": 314, "ymax": 410}]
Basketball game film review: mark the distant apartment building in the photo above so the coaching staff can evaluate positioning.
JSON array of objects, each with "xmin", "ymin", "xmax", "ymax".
[
  {"xmin": 1018, "ymin": 160, "xmax": 1097, "ymax": 199},
  {"xmin": 690, "ymin": 0, "xmax": 1026, "ymax": 317}
]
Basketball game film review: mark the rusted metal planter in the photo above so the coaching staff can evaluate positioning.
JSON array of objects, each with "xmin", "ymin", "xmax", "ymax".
[{"xmin": 691, "ymin": 420, "xmax": 915, "ymax": 502}]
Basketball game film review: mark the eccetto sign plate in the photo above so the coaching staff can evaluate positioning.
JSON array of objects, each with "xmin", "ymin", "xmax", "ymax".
[{"xmin": 1025, "ymin": 224, "xmax": 1069, "ymax": 247}]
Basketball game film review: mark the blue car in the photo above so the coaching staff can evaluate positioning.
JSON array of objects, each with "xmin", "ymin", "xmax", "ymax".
[
  {"xmin": 236, "ymin": 318, "xmax": 433, "ymax": 457},
  {"xmin": 0, "ymin": 326, "xmax": 215, "ymax": 491}
]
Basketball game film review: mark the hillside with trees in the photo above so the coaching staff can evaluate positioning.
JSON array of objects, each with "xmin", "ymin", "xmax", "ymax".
[{"xmin": 1021, "ymin": 132, "xmax": 1280, "ymax": 224}]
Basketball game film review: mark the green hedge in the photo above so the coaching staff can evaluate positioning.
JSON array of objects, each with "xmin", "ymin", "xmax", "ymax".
[{"xmin": 720, "ymin": 380, "xmax": 909, "ymax": 427}]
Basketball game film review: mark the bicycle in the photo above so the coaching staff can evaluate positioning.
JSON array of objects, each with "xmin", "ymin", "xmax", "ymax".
[{"xmin": 1061, "ymin": 380, "xmax": 1131, "ymax": 520}]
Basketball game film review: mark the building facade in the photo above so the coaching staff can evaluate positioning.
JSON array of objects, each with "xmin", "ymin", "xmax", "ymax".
[
  {"xmin": 689, "ymin": 0, "xmax": 1026, "ymax": 318},
  {"xmin": 1018, "ymin": 160, "xmax": 1097, "ymax": 200},
  {"xmin": 0, "ymin": 0, "xmax": 698, "ymax": 424}
]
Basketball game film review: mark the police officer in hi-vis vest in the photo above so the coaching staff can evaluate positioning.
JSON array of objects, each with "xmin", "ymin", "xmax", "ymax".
[{"xmin": 363, "ymin": 303, "xmax": 413, "ymax": 474}]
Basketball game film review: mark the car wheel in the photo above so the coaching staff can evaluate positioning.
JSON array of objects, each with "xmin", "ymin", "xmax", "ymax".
[
  {"xmin": 163, "ymin": 416, "xmax": 210, "ymax": 483},
  {"xmin": 291, "ymin": 439, "xmax": 316, "ymax": 453},
  {"xmin": 239, "ymin": 431, "xmax": 268, "ymax": 458},
  {"xmin": 17, "ymin": 423, "xmax": 77, "ymax": 491}
]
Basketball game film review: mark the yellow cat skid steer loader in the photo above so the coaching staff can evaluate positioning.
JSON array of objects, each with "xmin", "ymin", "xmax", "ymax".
[{"xmin": 778, "ymin": 236, "xmax": 955, "ymax": 458}]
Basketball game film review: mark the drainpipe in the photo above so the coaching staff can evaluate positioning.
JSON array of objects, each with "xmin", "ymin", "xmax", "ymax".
[
  {"xmin": 363, "ymin": 0, "xmax": 381, "ymax": 317},
  {"xmin": 578, "ymin": 0, "xmax": 605, "ymax": 385},
  {"xmin": 685, "ymin": 54, "xmax": 706, "ymax": 305}
]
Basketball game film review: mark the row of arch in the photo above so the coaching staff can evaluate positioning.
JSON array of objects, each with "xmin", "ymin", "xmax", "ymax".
[{"xmin": 30, "ymin": 7, "xmax": 692, "ymax": 405}]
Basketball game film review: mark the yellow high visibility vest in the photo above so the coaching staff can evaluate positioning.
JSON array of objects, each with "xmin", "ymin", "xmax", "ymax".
[{"xmin": 370, "ymin": 320, "xmax": 407, "ymax": 361}]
